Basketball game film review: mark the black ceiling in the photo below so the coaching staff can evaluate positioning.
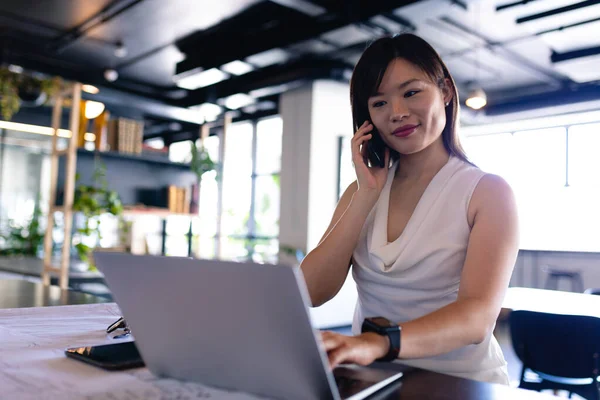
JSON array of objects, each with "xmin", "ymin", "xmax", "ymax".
[{"xmin": 1, "ymin": 0, "xmax": 600, "ymax": 141}]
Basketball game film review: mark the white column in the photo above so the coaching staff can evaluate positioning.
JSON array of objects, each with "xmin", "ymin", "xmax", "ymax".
[{"xmin": 279, "ymin": 80, "xmax": 358, "ymax": 329}]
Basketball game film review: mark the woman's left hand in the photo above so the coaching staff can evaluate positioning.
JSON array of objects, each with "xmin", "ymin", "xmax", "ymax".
[{"xmin": 321, "ymin": 331, "xmax": 390, "ymax": 368}]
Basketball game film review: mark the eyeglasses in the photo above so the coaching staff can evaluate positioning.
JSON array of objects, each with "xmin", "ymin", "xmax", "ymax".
[{"xmin": 106, "ymin": 316, "xmax": 131, "ymax": 339}]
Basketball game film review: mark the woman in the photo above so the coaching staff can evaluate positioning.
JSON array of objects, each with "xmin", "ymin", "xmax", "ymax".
[{"xmin": 299, "ymin": 33, "xmax": 519, "ymax": 385}]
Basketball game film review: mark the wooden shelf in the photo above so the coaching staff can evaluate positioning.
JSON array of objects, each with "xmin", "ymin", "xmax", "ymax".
[
  {"xmin": 122, "ymin": 206, "xmax": 198, "ymax": 218},
  {"xmin": 49, "ymin": 206, "xmax": 196, "ymax": 218},
  {"xmin": 76, "ymin": 148, "xmax": 191, "ymax": 170}
]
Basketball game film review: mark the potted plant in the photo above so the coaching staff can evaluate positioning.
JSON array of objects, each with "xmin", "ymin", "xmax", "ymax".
[
  {"xmin": 188, "ymin": 141, "xmax": 218, "ymax": 214},
  {"xmin": 0, "ymin": 200, "xmax": 45, "ymax": 257},
  {"xmin": 72, "ymin": 161, "xmax": 124, "ymax": 270},
  {"xmin": 0, "ymin": 67, "xmax": 62, "ymax": 120},
  {"xmin": 190, "ymin": 141, "xmax": 217, "ymax": 181}
]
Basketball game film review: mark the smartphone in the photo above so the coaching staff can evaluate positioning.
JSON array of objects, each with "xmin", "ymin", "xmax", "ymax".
[
  {"xmin": 65, "ymin": 341, "xmax": 145, "ymax": 370},
  {"xmin": 365, "ymin": 124, "xmax": 386, "ymax": 168}
]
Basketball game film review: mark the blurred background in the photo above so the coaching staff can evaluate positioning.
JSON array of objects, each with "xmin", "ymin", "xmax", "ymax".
[{"xmin": 1, "ymin": 0, "xmax": 600, "ymax": 363}]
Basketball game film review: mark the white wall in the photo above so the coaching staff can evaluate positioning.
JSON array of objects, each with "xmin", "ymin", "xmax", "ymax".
[
  {"xmin": 512, "ymin": 250, "xmax": 600, "ymax": 292},
  {"xmin": 279, "ymin": 80, "xmax": 358, "ymax": 328}
]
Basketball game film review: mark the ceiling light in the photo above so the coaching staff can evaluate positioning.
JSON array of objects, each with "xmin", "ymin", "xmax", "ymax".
[
  {"xmin": 249, "ymin": 84, "xmax": 289, "ymax": 98},
  {"xmin": 245, "ymin": 48, "xmax": 289, "ymax": 68},
  {"xmin": 0, "ymin": 120, "xmax": 92, "ymax": 138},
  {"xmin": 242, "ymin": 104, "xmax": 258, "ymax": 114},
  {"xmin": 220, "ymin": 60, "xmax": 254, "ymax": 76},
  {"xmin": 145, "ymin": 138, "xmax": 164, "ymax": 149},
  {"xmin": 114, "ymin": 41, "xmax": 127, "ymax": 58},
  {"xmin": 190, "ymin": 102, "xmax": 222, "ymax": 123},
  {"xmin": 320, "ymin": 25, "xmax": 374, "ymax": 48},
  {"xmin": 104, "ymin": 69, "xmax": 118, "ymax": 82},
  {"xmin": 268, "ymin": 0, "xmax": 325, "ymax": 16},
  {"xmin": 465, "ymin": 88, "xmax": 487, "ymax": 110},
  {"xmin": 174, "ymin": 68, "xmax": 228, "ymax": 90},
  {"xmin": 82, "ymin": 84, "xmax": 100, "ymax": 94},
  {"xmin": 8, "ymin": 64, "xmax": 23, "ymax": 74},
  {"xmin": 169, "ymin": 122, "xmax": 182, "ymax": 131},
  {"xmin": 84, "ymin": 101, "xmax": 105, "ymax": 119},
  {"xmin": 222, "ymin": 93, "xmax": 255, "ymax": 110}
]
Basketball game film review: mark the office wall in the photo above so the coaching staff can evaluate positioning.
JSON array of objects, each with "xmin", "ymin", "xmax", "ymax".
[
  {"xmin": 512, "ymin": 250, "xmax": 600, "ymax": 292},
  {"xmin": 280, "ymin": 80, "xmax": 358, "ymax": 328}
]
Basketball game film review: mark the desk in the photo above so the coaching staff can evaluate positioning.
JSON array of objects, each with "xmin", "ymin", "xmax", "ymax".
[
  {"xmin": 0, "ymin": 279, "xmax": 110, "ymax": 309},
  {"xmin": 503, "ymin": 286, "xmax": 600, "ymax": 317},
  {"xmin": 0, "ymin": 303, "xmax": 559, "ymax": 399},
  {"xmin": 0, "ymin": 255, "xmax": 105, "ymax": 288}
]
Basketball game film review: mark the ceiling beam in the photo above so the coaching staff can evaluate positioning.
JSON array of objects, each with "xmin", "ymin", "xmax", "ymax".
[
  {"xmin": 2, "ymin": 48, "xmax": 202, "ymax": 126},
  {"xmin": 49, "ymin": 0, "xmax": 145, "ymax": 53},
  {"xmin": 551, "ymin": 45, "xmax": 600, "ymax": 63},
  {"xmin": 437, "ymin": 16, "xmax": 568, "ymax": 86},
  {"xmin": 0, "ymin": 35, "xmax": 183, "ymax": 100},
  {"xmin": 516, "ymin": 0, "xmax": 600, "ymax": 24},
  {"xmin": 174, "ymin": 0, "xmax": 420, "ymax": 77},
  {"xmin": 484, "ymin": 83, "xmax": 600, "ymax": 116},
  {"xmin": 177, "ymin": 57, "xmax": 349, "ymax": 107},
  {"xmin": 267, "ymin": 0, "xmax": 327, "ymax": 16},
  {"xmin": 496, "ymin": 0, "xmax": 542, "ymax": 12}
]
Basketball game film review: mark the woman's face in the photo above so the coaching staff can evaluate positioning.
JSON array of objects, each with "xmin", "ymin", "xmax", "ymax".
[{"xmin": 367, "ymin": 58, "xmax": 451, "ymax": 156}]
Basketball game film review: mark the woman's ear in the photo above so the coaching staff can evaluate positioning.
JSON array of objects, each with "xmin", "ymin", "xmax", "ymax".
[{"xmin": 441, "ymin": 78, "xmax": 454, "ymax": 105}]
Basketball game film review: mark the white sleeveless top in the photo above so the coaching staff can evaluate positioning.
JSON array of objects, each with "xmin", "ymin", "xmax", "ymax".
[{"xmin": 351, "ymin": 156, "xmax": 509, "ymax": 385}]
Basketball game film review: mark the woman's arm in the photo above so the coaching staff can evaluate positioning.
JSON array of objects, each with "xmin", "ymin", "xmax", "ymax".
[
  {"xmin": 301, "ymin": 121, "xmax": 390, "ymax": 307},
  {"xmin": 300, "ymin": 182, "xmax": 377, "ymax": 307},
  {"xmin": 323, "ymin": 174, "xmax": 519, "ymax": 366}
]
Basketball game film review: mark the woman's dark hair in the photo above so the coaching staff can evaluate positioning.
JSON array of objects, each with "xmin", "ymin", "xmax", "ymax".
[{"xmin": 350, "ymin": 33, "xmax": 469, "ymax": 164}]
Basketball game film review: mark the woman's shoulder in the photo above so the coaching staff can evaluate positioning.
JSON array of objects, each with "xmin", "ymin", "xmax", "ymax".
[
  {"xmin": 446, "ymin": 156, "xmax": 488, "ymax": 190},
  {"xmin": 470, "ymin": 173, "xmax": 516, "ymax": 214},
  {"xmin": 472, "ymin": 174, "xmax": 514, "ymax": 199}
]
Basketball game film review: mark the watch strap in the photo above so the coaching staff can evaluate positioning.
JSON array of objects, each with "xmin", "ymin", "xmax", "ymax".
[{"xmin": 361, "ymin": 317, "xmax": 401, "ymax": 362}]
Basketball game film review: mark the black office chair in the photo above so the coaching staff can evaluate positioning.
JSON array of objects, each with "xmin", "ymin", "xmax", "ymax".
[{"xmin": 510, "ymin": 310, "xmax": 600, "ymax": 399}]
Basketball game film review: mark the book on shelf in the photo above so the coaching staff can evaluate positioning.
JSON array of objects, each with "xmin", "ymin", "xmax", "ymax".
[
  {"xmin": 133, "ymin": 186, "xmax": 195, "ymax": 215},
  {"xmin": 106, "ymin": 117, "xmax": 144, "ymax": 155},
  {"xmin": 166, "ymin": 185, "xmax": 191, "ymax": 214}
]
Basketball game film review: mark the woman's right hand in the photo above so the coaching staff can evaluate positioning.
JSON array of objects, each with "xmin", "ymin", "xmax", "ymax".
[{"xmin": 352, "ymin": 121, "xmax": 390, "ymax": 198}]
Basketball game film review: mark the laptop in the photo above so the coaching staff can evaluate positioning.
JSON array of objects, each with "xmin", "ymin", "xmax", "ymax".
[{"xmin": 94, "ymin": 253, "xmax": 403, "ymax": 400}]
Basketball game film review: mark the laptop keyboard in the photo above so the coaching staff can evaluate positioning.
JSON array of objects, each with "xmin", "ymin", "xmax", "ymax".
[{"xmin": 335, "ymin": 375, "xmax": 363, "ymax": 392}]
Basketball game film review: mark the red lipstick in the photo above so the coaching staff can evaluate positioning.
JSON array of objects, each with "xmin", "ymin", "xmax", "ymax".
[{"xmin": 393, "ymin": 124, "xmax": 419, "ymax": 138}]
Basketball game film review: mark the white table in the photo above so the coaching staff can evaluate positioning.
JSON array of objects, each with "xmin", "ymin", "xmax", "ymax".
[
  {"xmin": 0, "ymin": 303, "xmax": 260, "ymax": 400},
  {"xmin": 503, "ymin": 287, "xmax": 600, "ymax": 317}
]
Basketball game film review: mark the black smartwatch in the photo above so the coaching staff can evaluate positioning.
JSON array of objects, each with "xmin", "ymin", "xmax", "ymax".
[{"xmin": 361, "ymin": 317, "xmax": 401, "ymax": 362}]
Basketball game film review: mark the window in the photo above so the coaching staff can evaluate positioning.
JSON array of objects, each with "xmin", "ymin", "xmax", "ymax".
[
  {"xmin": 463, "ymin": 119, "xmax": 600, "ymax": 252},
  {"xmin": 194, "ymin": 116, "xmax": 283, "ymax": 263},
  {"xmin": 193, "ymin": 135, "xmax": 220, "ymax": 259},
  {"xmin": 254, "ymin": 117, "xmax": 282, "ymax": 238},
  {"xmin": 168, "ymin": 140, "xmax": 192, "ymax": 163},
  {"xmin": 462, "ymin": 132, "xmax": 514, "ymax": 184},
  {"xmin": 568, "ymin": 123, "xmax": 600, "ymax": 188},
  {"xmin": 512, "ymin": 127, "xmax": 566, "ymax": 190},
  {"xmin": 221, "ymin": 122, "xmax": 253, "ymax": 238},
  {"xmin": 0, "ymin": 130, "xmax": 50, "ymax": 254}
]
